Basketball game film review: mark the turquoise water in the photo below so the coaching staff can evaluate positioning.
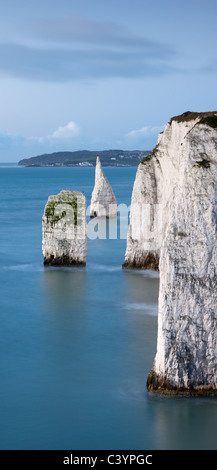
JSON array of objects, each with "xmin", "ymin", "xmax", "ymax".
[{"xmin": 1, "ymin": 165, "xmax": 217, "ymax": 450}]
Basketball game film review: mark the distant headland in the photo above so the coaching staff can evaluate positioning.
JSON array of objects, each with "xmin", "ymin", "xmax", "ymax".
[{"xmin": 18, "ymin": 149, "xmax": 150, "ymax": 167}]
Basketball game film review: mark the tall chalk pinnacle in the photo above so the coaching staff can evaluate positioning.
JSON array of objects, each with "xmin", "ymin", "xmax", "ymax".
[{"xmin": 90, "ymin": 157, "xmax": 117, "ymax": 218}]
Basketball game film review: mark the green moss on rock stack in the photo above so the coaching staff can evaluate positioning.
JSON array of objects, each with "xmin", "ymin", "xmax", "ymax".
[{"xmin": 42, "ymin": 190, "xmax": 87, "ymax": 266}]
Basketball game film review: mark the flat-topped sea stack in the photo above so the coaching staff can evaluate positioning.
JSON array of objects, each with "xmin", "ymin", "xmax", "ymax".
[
  {"xmin": 125, "ymin": 111, "xmax": 217, "ymax": 394},
  {"xmin": 90, "ymin": 156, "xmax": 117, "ymax": 218},
  {"xmin": 42, "ymin": 190, "xmax": 87, "ymax": 266}
]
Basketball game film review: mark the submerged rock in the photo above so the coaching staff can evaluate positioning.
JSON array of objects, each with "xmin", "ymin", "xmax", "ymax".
[
  {"xmin": 90, "ymin": 156, "xmax": 117, "ymax": 218},
  {"xmin": 125, "ymin": 111, "xmax": 217, "ymax": 394},
  {"xmin": 42, "ymin": 190, "xmax": 87, "ymax": 266}
]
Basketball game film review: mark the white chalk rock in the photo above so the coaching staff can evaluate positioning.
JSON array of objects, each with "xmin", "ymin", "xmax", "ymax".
[
  {"xmin": 42, "ymin": 190, "xmax": 87, "ymax": 266},
  {"xmin": 90, "ymin": 156, "xmax": 117, "ymax": 218},
  {"xmin": 125, "ymin": 111, "xmax": 217, "ymax": 394},
  {"xmin": 123, "ymin": 114, "xmax": 198, "ymax": 269}
]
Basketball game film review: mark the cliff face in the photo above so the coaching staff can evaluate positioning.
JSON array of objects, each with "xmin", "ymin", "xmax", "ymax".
[
  {"xmin": 123, "ymin": 113, "xmax": 212, "ymax": 269},
  {"xmin": 90, "ymin": 156, "xmax": 117, "ymax": 218},
  {"xmin": 125, "ymin": 111, "xmax": 217, "ymax": 394},
  {"xmin": 42, "ymin": 190, "xmax": 87, "ymax": 266}
]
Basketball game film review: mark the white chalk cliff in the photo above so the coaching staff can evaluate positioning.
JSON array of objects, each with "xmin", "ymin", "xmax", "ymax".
[
  {"xmin": 125, "ymin": 111, "xmax": 217, "ymax": 394},
  {"xmin": 90, "ymin": 156, "xmax": 117, "ymax": 218},
  {"xmin": 42, "ymin": 190, "xmax": 87, "ymax": 266}
]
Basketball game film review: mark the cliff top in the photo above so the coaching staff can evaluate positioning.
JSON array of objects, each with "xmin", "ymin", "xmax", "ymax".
[
  {"xmin": 140, "ymin": 111, "xmax": 217, "ymax": 166},
  {"xmin": 169, "ymin": 111, "xmax": 217, "ymax": 126}
]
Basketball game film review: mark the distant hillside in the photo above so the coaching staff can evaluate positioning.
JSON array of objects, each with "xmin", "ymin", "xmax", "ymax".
[{"xmin": 18, "ymin": 149, "xmax": 150, "ymax": 167}]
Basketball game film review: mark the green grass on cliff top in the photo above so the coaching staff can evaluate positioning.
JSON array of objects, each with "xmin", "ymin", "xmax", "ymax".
[
  {"xmin": 170, "ymin": 111, "xmax": 217, "ymax": 126},
  {"xmin": 197, "ymin": 115, "xmax": 217, "ymax": 129}
]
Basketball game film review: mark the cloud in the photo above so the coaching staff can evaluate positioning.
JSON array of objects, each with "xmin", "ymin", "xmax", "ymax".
[
  {"xmin": 127, "ymin": 125, "xmax": 165, "ymax": 138},
  {"xmin": 34, "ymin": 14, "xmax": 173, "ymax": 56},
  {"xmin": 38, "ymin": 121, "xmax": 80, "ymax": 143},
  {"xmin": 120, "ymin": 124, "xmax": 165, "ymax": 150},
  {"xmin": 0, "ymin": 42, "xmax": 178, "ymax": 82},
  {"xmin": 199, "ymin": 59, "xmax": 217, "ymax": 74},
  {"xmin": 0, "ymin": 15, "xmax": 178, "ymax": 82},
  {"xmin": 0, "ymin": 128, "xmax": 26, "ymax": 147},
  {"xmin": 0, "ymin": 121, "xmax": 81, "ymax": 160}
]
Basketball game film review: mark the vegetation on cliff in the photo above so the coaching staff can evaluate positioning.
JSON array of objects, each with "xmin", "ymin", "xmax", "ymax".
[
  {"xmin": 169, "ymin": 110, "xmax": 217, "ymax": 124},
  {"xmin": 18, "ymin": 149, "xmax": 150, "ymax": 167}
]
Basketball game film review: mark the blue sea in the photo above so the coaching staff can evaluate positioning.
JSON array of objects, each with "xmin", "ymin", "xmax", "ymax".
[{"xmin": 1, "ymin": 163, "xmax": 217, "ymax": 450}]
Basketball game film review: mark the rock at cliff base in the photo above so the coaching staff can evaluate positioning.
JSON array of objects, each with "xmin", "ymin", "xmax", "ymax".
[
  {"xmin": 42, "ymin": 190, "xmax": 87, "ymax": 266},
  {"xmin": 90, "ymin": 156, "xmax": 117, "ymax": 218}
]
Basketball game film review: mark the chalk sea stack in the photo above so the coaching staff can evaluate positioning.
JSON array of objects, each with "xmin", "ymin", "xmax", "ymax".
[
  {"xmin": 90, "ymin": 156, "xmax": 117, "ymax": 218},
  {"xmin": 125, "ymin": 111, "xmax": 217, "ymax": 394},
  {"xmin": 42, "ymin": 190, "xmax": 87, "ymax": 266}
]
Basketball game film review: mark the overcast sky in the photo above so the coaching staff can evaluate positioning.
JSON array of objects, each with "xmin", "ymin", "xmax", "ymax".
[{"xmin": 0, "ymin": 0, "xmax": 217, "ymax": 161}]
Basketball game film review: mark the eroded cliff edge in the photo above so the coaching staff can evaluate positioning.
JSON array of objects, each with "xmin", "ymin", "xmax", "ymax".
[{"xmin": 125, "ymin": 111, "xmax": 217, "ymax": 394}]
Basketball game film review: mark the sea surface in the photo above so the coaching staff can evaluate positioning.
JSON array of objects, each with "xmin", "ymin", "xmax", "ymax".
[{"xmin": 0, "ymin": 164, "xmax": 217, "ymax": 450}]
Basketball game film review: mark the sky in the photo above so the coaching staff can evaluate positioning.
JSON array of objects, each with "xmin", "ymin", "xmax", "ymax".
[{"xmin": 0, "ymin": 0, "xmax": 217, "ymax": 161}]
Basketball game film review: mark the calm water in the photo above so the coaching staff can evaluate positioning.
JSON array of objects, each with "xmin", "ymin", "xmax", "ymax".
[{"xmin": 1, "ymin": 164, "xmax": 217, "ymax": 450}]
